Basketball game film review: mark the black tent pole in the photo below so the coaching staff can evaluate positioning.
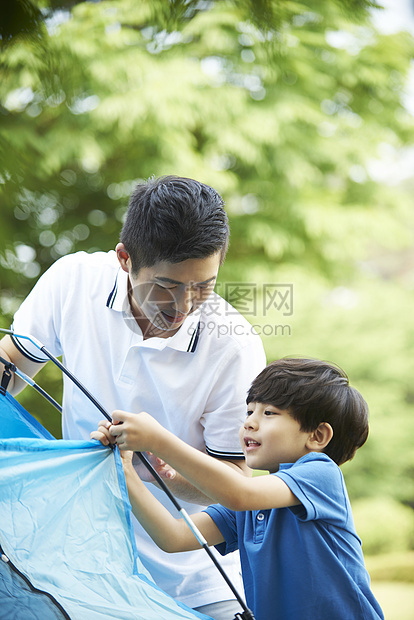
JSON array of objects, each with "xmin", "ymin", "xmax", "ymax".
[
  {"xmin": 0, "ymin": 354, "xmax": 63, "ymax": 412},
  {"xmin": 0, "ymin": 328, "xmax": 255, "ymax": 620}
]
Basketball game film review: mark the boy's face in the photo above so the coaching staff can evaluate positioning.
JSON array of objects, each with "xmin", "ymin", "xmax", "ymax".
[
  {"xmin": 119, "ymin": 249, "xmax": 220, "ymax": 337},
  {"xmin": 240, "ymin": 402, "xmax": 311, "ymax": 473}
]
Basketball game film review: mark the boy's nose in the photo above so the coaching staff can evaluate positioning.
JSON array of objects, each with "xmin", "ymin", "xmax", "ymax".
[{"xmin": 244, "ymin": 414, "xmax": 259, "ymax": 430}]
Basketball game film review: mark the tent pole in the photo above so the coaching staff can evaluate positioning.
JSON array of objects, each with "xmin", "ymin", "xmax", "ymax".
[{"xmin": 0, "ymin": 328, "xmax": 255, "ymax": 620}]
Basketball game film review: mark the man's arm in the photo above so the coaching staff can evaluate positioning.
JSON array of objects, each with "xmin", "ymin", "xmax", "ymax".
[
  {"xmin": 0, "ymin": 335, "xmax": 46, "ymax": 395},
  {"xmin": 92, "ymin": 411, "xmax": 299, "ymax": 512}
]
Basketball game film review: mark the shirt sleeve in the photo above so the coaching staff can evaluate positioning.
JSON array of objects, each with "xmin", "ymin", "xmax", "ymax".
[
  {"xmin": 276, "ymin": 454, "xmax": 351, "ymax": 527},
  {"xmin": 202, "ymin": 335, "xmax": 266, "ymax": 460},
  {"xmin": 203, "ymin": 504, "xmax": 239, "ymax": 556},
  {"xmin": 11, "ymin": 256, "xmax": 70, "ymax": 361}
]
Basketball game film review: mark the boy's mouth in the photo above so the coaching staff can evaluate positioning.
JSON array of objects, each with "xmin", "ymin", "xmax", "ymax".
[{"xmin": 244, "ymin": 437, "xmax": 261, "ymax": 451}]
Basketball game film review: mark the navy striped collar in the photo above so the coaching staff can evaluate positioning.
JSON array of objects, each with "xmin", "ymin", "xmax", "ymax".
[{"xmin": 105, "ymin": 268, "xmax": 202, "ymax": 353}]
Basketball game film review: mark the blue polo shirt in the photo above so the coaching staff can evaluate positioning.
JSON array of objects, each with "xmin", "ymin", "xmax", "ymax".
[{"xmin": 204, "ymin": 453, "xmax": 384, "ymax": 620}]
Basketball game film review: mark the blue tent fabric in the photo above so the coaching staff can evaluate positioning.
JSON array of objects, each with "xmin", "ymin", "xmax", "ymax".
[
  {"xmin": 0, "ymin": 393, "xmax": 211, "ymax": 619},
  {"xmin": 0, "ymin": 389, "xmax": 55, "ymax": 440},
  {"xmin": 0, "ymin": 554, "xmax": 69, "ymax": 619}
]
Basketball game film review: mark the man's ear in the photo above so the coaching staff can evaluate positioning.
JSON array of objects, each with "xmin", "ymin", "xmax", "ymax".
[
  {"xmin": 116, "ymin": 243, "xmax": 131, "ymax": 273},
  {"xmin": 306, "ymin": 422, "xmax": 333, "ymax": 452}
]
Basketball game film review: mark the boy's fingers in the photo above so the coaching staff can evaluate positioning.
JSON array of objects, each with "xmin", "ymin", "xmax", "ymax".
[
  {"xmin": 112, "ymin": 409, "xmax": 128, "ymax": 424},
  {"xmin": 109, "ymin": 424, "xmax": 122, "ymax": 437}
]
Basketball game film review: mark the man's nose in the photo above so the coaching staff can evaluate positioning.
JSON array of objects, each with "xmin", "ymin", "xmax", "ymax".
[{"xmin": 172, "ymin": 286, "xmax": 194, "ymax": 314}]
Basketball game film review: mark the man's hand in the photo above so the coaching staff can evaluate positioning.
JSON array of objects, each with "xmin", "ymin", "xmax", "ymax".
[{"xmin": 131, "ymin": 451, "xmax": 176, "ymax": 483}]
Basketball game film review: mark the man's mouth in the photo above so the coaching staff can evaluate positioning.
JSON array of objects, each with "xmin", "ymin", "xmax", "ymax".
[{"xmin": 160, "ymin": 311, "xmax": 187, "ymax": 325}]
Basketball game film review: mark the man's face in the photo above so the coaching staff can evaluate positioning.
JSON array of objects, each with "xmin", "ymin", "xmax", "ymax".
[{"xmin": 125, "ymin": 252, "xmax": 221, "ymax": 335}]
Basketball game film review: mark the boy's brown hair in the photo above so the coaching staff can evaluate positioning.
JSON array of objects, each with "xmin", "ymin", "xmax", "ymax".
[{"xmin": 246, "ymin": 358, "xmax": 369, "ymax": 465}]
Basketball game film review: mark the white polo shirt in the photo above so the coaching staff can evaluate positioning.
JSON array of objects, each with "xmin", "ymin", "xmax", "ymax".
[{"xmin": 12, "ymin": 250, "xmax": 266, "ymax": 608}]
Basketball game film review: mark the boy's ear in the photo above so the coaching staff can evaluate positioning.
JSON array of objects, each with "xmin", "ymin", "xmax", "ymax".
[
  {"xmin": 116, "ymin": 243, "xmax": 131, "ymax": 273},
  {"xmin": 306, "ymin": 422, "xmax": 333, "ymax": 451}
]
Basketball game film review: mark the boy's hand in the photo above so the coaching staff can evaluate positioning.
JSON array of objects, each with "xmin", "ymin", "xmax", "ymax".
[
  {"xmin": 107, "ymin": 410, "xmax": 164, "ymax": 452},
  {"xmin": 90, "ymin": 414, "xmax": 176, "ymax": 483}
]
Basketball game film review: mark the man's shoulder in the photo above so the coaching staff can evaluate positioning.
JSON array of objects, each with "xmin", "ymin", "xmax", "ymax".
[
  {"xmin": 55, "ymin": 250, "xmax": 117, "ymax": 268},
  {"xmin": 198, "ymin": 292, "xmax": 263, "ymax": 350},
  {"xmin": 48, "ymin": 250, "xmax": 118, "ymax": 279}
]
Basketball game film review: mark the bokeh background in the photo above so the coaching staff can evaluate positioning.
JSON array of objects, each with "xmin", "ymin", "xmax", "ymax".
[{"xmin": 1, "ymin": 1, "xmax": 413, "ymax": 617}]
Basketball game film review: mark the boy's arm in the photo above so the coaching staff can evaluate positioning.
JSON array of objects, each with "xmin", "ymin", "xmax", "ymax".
[
  {"xmin": 101, "ymin": 411, "xmax": 300, "ymax": 512},
  {"xmin": 121, "ymin": 453, "xmax": 225, "ymax": 552},
  {"xmin": 145, "ymin": 455, "xmax": 250, "ymax": 505},
  {"xmin": 92, "ymin": 418, "xmax": 250, "ymax": 507}
]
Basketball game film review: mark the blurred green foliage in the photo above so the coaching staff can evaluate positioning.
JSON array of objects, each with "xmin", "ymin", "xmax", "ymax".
[
  {"xmin": 366, "ymin": 552, "xmax": 414, "ymax": 583},
  {"xmin": 353, "ymin": 497, "xmax": 414, "ymax": 556},
  {"xmin": 1, "ymin": 0, "xmax": 414, "ymax": 558},
  {"xmin": 1, "ymin": 0, "xmax": 413, "ymax": 294}
]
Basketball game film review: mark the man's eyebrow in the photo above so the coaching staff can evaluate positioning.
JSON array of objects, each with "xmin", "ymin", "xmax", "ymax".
[{"xmin": 154, "ymin": 276, "xmax": 217, "ymax": 285}]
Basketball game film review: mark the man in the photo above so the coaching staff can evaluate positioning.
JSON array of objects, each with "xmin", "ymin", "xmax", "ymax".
[{"xmin": 0, "ymin": 175, "xmax": 266, "ymax": 619}]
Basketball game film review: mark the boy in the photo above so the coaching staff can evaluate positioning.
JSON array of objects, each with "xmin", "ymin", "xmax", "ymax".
[
  {"xmin": 92, "ymin": 357, "xmax": 384, "ymax": 620},
  {"xmin": 1, "ymin": 176, "xmax": 266, "ymax": 619}
]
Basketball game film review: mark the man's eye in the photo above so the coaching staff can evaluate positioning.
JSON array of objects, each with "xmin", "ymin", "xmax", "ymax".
[{"xmin": 195, "ymin": 287, "xmax": 208, "ymax": 294}]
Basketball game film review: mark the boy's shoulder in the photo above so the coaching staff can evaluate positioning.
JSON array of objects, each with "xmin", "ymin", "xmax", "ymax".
[
  {"xmin": 277, "ymin": 453, "xmax": 350, "ymax": 525},
  {"xmin": 278, "ymin": 452, "xmax": 341, "ymax": 486},
  {"xmin": 280, "ymin": 452, "xmax": 335, "ymax": 470}
]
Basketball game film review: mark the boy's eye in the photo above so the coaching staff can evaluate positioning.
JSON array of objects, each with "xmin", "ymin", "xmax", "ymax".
[
  {"xmin": 264, "ymin": 410, "xmax": 278, "ymax": 416},
  {"xmin": 246, "ymin": 410, "xmax": 253, "ymax": 417}
]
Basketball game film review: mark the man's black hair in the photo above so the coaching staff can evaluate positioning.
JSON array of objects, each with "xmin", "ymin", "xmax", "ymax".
[{"xmin": 120, "ymin": 175, "xmax": 229, "ymax": 274}]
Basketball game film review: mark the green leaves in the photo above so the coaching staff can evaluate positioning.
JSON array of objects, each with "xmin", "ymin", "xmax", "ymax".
[
  {"xmin": 1, "ymin": 1, "xmax": 414, "ymax": 525},
  {"xmin": 1, "ymin": 0, "xmax": 412, "ymax": 290}
]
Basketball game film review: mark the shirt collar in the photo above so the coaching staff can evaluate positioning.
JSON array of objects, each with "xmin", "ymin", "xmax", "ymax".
[
  {"xmin": 106, "ymin": 268, "xmax": 202, "ymax": 352},
  {"xmin": 106, "ymin": 267, "xmax": 128, "ymax": 312}
]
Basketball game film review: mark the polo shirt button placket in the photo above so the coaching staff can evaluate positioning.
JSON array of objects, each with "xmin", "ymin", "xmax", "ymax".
[{"xmin": 253, "ymin": 511, "xmax": 266, "ymax": 543}]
